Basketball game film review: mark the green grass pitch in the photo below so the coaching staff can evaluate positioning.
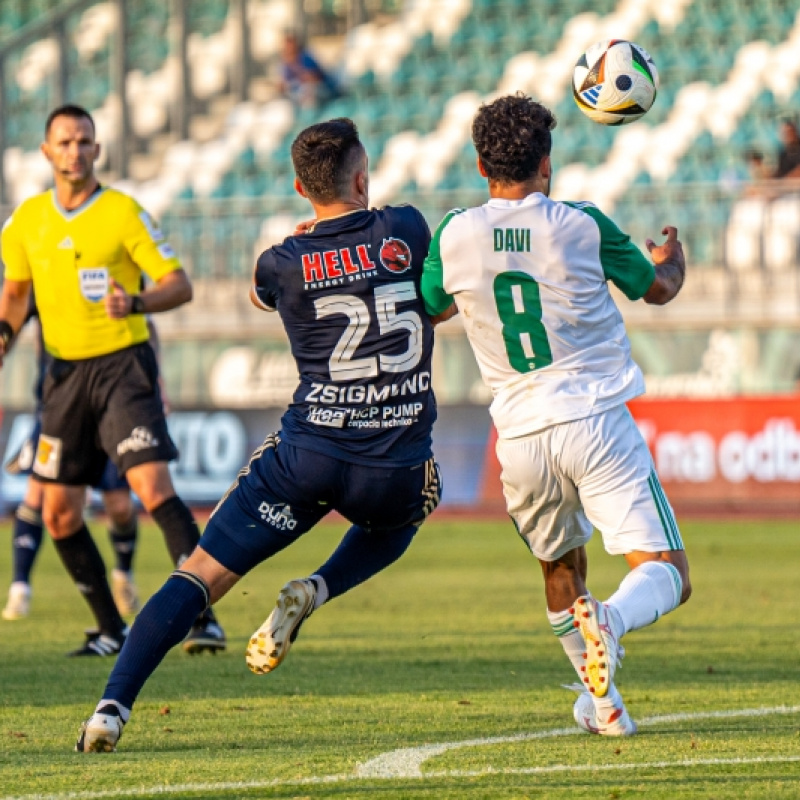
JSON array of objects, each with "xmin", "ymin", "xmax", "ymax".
[{"xmin": 1, "ymin": 515, "xmax": 799, "ymax": 799}]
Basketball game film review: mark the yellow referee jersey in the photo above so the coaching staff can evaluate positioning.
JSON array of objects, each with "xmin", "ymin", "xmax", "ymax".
[{"xmin": 1, "ymin": 187, "xmax": 182, "ymax": 359}]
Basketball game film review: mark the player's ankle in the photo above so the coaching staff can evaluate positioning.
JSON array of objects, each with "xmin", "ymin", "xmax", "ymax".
[{"xmin": 605, "ymin": 602, "xmax": 626, "ymax": 640}]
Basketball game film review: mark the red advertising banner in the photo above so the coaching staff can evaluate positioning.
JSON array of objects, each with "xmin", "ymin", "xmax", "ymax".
[
  {"xmin": 629, "ymin": 396, "xmax": 800, "ymax": 514},
  {"xmin": 481, "ymin": 397, "xmax": 800, "ymax": 515}
]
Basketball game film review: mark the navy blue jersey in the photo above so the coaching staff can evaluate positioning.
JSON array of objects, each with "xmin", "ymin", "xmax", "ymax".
[{"xmin": 253, "ymin": 205, "xmax": 436, "ymax": 467}]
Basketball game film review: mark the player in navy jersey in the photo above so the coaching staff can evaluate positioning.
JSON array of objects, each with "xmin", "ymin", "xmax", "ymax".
[{"xmin": 76, "ymin": 118, "xmax": 444, "ymax": 752}]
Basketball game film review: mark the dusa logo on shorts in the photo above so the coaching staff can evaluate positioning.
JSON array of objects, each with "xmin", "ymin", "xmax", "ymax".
[
  {"xmin": 117, "ymin": 426, "xmax": 160, "ymax": 456},
  {"xmin": 258, "ymin": 502, "xmax": 298, "ymax": 531}
]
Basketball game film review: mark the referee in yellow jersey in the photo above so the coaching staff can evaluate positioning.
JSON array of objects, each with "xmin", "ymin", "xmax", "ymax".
[{"xmin": 0, "ymin": 104, "xmax": 225, "ymax": 656}]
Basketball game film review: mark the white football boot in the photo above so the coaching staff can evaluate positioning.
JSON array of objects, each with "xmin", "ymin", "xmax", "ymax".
[
  {"xmin": 571, "ymin": 688, "xmax": 637, "ymax": 737},
  {"xmin": 571, "ymin": 595, "xmax": 623, "ymax": 698},
  {"xmin": 111, "ymin": 569, "xmax": 141, "ymax": 617},
  {"xmin": 246, "ymin": 578, "xmax": 316, "ymax": 675},
  {"xmin": 2, "ymin": 582, "xmax": 31, "ymax": 620},
  {"xmin": 75, "ymin": 705, "xmax": 126, "ymax": 752}
]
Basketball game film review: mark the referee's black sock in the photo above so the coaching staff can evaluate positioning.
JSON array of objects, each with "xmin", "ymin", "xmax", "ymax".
[
  {"xmin": 53, "ymin": 524, "xmax": 126, "ymax": 637},
  {"xmin": 150, "ymin": 496, "xmax": 221, "ymax": 627},
  {"xmin": 150, "ymin": 496, "xmax": 201, "ymax": 567}
]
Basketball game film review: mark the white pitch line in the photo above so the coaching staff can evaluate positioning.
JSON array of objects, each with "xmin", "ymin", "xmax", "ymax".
[
  {"xmin": 425, "ymin": 755, "xmax": 800, "ymax": 779},
  {"xmin": 356, "ymin": 704, "xmax": 800, "ymax": 778},
  {"xmin": 3, "ymin": 755, "xmax": 800, "ymax": 800},
  {"xmin": 2, "ymin": 705, "xmax": 800, "ymax": 800}
]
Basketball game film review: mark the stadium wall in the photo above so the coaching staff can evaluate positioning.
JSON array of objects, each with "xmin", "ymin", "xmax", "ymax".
[{"xmin": 1, "ymin": 398, "xmax": 798, "ymax": 516}]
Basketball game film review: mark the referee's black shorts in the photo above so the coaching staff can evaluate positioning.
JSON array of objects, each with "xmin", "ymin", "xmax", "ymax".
[{"xmin": 33, "ymin": 342, "xmax": 178, "ymax": 486}]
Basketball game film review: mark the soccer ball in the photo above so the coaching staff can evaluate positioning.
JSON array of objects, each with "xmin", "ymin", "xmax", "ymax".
[{"xmin": 572, "ymin": 40, "xmax": 659, "ymax": 125}]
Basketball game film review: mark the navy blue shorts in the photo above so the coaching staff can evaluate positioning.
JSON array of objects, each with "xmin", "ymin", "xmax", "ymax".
[{"xmin": 200, "ymin": 433, "xmax": 441, "ymax": 576}]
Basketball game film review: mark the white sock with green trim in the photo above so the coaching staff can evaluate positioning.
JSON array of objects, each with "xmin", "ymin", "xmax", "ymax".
[
  {"xmin": 605, "ymin": 561, "xmax": 682, "ymax": 636},
  {"xmin": 547, "ymin": 606, "xmax": 587, "ymax": 680}
]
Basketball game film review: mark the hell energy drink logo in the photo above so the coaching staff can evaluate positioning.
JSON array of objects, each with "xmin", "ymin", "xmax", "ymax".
[{"xmin": 302, "ymin": 245, "xmax": 376, "ymax": 284}]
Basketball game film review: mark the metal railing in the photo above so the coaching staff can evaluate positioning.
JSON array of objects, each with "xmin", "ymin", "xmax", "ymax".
[{"xmin": 1, "ymin": 181, "xmax": 799, "ymax": 279}]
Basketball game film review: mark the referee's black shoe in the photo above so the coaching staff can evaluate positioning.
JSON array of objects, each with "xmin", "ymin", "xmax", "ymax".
[
  {"xmin": 183, "ymin": 609, "xmax": 227, "ymax": 654},
  {"xmin": 67, "ymin": 627, "xmax": 128, "ymax": 657}
]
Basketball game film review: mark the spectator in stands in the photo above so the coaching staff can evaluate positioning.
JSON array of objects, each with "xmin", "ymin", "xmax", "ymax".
[
  {"xmin": 279, "ymin": 32, "xmax": 338, "ymax": 109},
  {"xmin": 739, "ymin": 148, "xmax": 774, "ymax": 197},
  {"xmin": 773, "ymin": 118, "xmax": 800, "ymax": 179},
  {"xmin": 745, "ymin": 149, "xmax": 770, "ymax": 181}
]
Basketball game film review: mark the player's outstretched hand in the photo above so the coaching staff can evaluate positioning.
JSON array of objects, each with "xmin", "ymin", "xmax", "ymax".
[
  {"xmin": 645, "ymin": 226, "xmax": 684, "ymax": 267},
  {"xmin": 643, "ymin": 226, "xmax": 686, "ymax": 306},
  {"xmin": 106, "ymin": 279, "xmax": 132, "ymax": 319}
]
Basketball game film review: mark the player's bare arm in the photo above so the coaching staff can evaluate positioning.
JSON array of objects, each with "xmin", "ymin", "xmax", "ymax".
[
  {"xmin": 105, "ymin": 269, "xmax": 192, "ymax": 319},
  {"xmin": 0, "ymin": 278, "xmax": 32, "ymax": 366},
  {"xmin": 430, "ymin": 302, "xmax": 459, "ymax": 326},
  {"xmin": 643, "ymin": 226, "xmax": 686, "ymax": 306}
]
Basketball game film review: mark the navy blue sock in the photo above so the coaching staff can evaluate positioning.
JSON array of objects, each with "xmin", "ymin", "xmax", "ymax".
[
  {"xmin": 11, "ymin": 503, "xmax": 44, "ymax": 584},
  {"xmin": 149, "ymin": 498, "xmax": 221, "ymax": 629},
  {"xmin": 103, "ymin": 571, "xmax": 209, "ymax": 711},
  {"xmin": 108, "ymin": 516, "xmax": 138, "ymax": 573},
  {"xmin": 315, "ymin": 523, "xmax": 418, "ymax": 601}
]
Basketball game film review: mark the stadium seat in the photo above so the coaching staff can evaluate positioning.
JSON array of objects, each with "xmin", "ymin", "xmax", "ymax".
[
  {"xmin": 726, "ymin": 197, "xmax": 769, "ymax": 272},
  {"xmin": 764, "ymin": 194, "xmax": 800, "ymax": 272}
]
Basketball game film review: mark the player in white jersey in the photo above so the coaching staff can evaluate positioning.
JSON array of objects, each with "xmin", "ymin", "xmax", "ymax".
[{"xmin": 421, "ymin": 94, "xmax": 691, "ymax": 736}]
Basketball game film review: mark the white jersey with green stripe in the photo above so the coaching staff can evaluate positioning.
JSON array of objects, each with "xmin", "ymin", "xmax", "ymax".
[{"xmin": 421, "ymin": 192, "xmax": 656, "ymax": 439}]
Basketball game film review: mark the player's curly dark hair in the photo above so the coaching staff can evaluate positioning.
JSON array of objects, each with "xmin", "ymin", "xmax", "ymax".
[
  {"xmin": 291, "ymin": 118, "xmax": 364, "ymax": 203},
  {"xmin": 472, "ymin": 94, "xmax": 557, "ymax": 184}
]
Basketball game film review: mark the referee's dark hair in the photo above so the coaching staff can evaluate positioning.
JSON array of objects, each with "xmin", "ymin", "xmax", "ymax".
[
  {"xmin": 45, "ymin": 104, "xmax": 96, "ymax": 137},
  {"xmin": 291, "ymin": 118, "xmax": 364, "ymax": 203},
  {"xmin": 472, "ymin": 93, "xmax": 557, "ymax": 185}
]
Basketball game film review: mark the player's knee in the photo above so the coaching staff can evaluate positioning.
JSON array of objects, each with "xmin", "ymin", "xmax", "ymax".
[
  {"xmin": 125, "ymin": 462, "xmax": 175, "ymax": 511},
  {"xmin": 103, "ymin": 491, "xmax": 133, "ymax": 526},
  {"xmin": 42, "ymin": 504, "xmax": 83, "ymax": 538},
  {"xmin": 673, "ymin": 555, "xmax": 691, "ymax": 604},
  {"xmin": 679, "ymin": 572, "xmax": 692, "ymax": 604}
]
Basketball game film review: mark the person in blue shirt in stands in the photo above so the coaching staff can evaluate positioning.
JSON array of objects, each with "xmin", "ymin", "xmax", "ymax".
[{"xmin": 279, "ymin": 31, "xmax": 339, "ymax": 109}]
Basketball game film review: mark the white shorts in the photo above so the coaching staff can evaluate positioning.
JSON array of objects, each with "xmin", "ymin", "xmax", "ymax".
[{"xmin": 496, "ymin": 404, "xmax": 683, "ymax": 561}]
